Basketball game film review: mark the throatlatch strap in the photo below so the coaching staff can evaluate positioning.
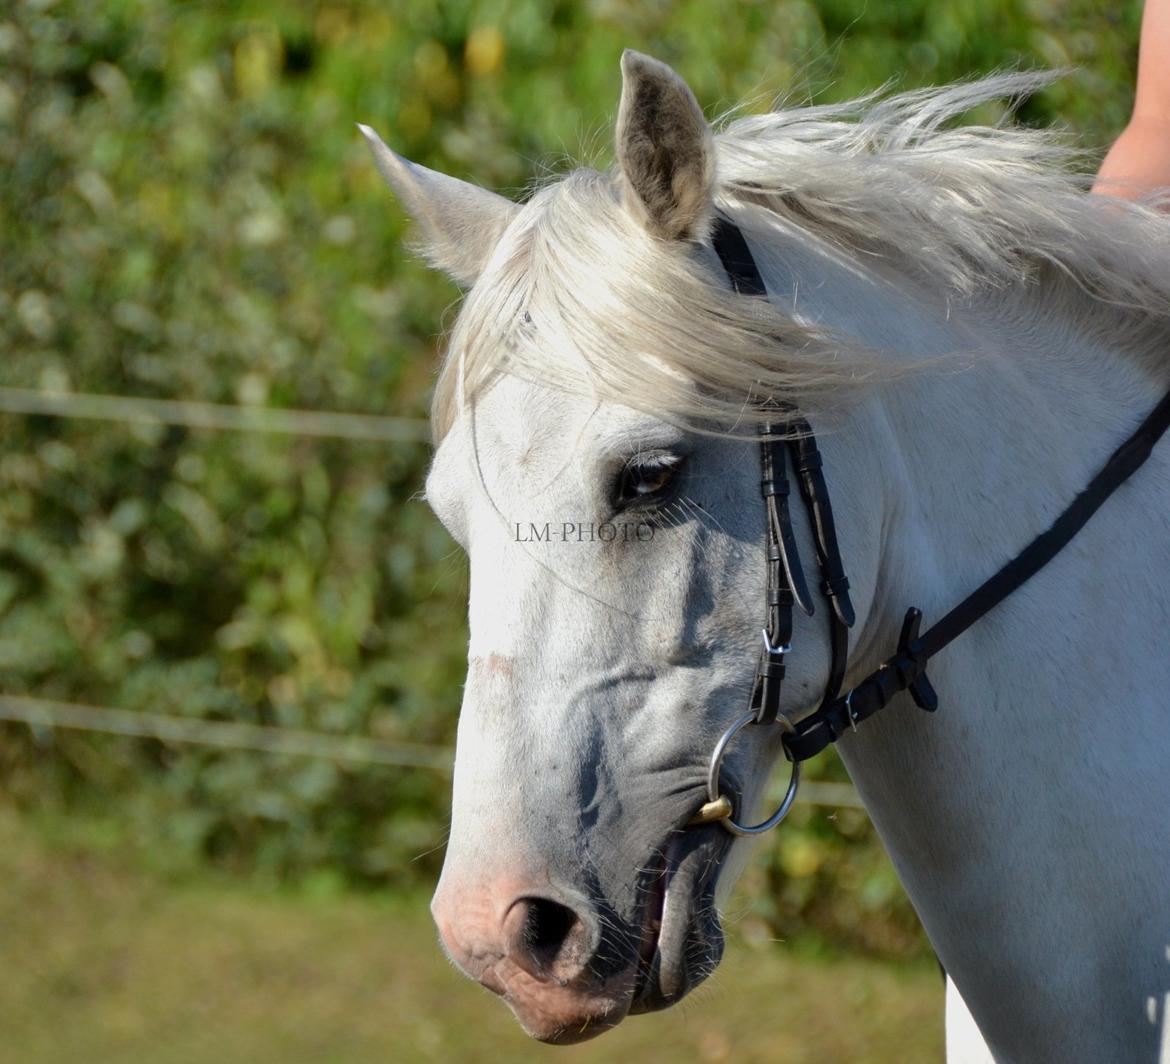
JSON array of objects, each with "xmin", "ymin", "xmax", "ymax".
[{"xmin": 784, "ymin": 382, "xmax": 1170, "ymax": 762}]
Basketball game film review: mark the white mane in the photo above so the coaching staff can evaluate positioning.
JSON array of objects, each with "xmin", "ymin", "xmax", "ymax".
[{"xmin": 433, "ymin": 73, "xmax": 1170, "ymax": 442}]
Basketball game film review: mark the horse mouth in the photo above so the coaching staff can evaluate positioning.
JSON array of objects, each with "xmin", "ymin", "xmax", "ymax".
[
  {"xmin": 630, "ymin": 827, "xmax": 727, "ymax": 1014},
  {"xmin": 635, "ymin": 851, "xmax": 669, "ymax": 976}
]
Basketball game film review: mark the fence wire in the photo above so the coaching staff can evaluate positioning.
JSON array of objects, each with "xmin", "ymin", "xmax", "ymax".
[
  {"xmin": 0, "ymin": 695, "xmax": 452, "ymax": 771},
  {"xmin": 0, "ymin": 695, "xmax": 866, "ymax": 809},
  {"xmin": 0, "ymin": 387, "xmax": 432, "ymax": 442}
]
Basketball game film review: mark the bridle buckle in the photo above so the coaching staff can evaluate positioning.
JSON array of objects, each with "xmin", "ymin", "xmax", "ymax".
[
  {"xmin": 761, "ymin": 628, "xmax": 790, "ymax": 657},
  {"xmin": 844, "ymin": 688, "xmax": 858, "ymax": 732}
]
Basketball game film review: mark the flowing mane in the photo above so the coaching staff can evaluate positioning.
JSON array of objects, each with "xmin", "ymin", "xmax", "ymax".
[{"xmin": 433, "ymin": 72, "xmax": 1170, "ymax": 443}]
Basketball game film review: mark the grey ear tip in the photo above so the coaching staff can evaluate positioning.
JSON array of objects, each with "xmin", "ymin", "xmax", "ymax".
[
  {"xmin": 620, "ymin": 48, "xmax": 659, "ymax": 76},
  {"xmin": 358, "ymin": 124, "xmax": 411, "ymax": 176}
]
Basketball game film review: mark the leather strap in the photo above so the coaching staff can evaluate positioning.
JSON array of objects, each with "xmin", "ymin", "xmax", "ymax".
[
  {"xmin": 763, "ymin": 425, "xmax": 815, "ymax": 615},
  {"xmin": 787, "ymin": 420, "xmax": 856, "ymax": 629},
  {"xmin": 785, "ymin": 382, "xmax": 1170, "ymax": 762},
  {"xmin": 713, "ymin": 212, "xmax": 1170, "ymax": 767},
  {"xmin": 712, "ymin": 215, "xmax": 853, "ymax": 728},
  {"xmin": 750, "ymin": 423, "xmax": 795, "ymax": 725},
  {"xmin": 785, "ymin": 418, "xmax": 855, "ymax": 718},
  {"xmin": 711, "ymin": 216, "xmax": 768, "ymax": 298},
  {"xmin": 713, "ymin": 217, "xmax": 804, "ymax": 726}
]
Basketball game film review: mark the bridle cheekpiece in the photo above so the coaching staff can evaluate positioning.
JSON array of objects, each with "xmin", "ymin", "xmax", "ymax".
[{"xmin": 692, "ymin": 214, "xmax": 1170, "ymax": 836}]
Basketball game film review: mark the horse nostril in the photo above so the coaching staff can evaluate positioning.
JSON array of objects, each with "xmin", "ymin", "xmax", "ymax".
[
  {"xmin": 503, "ymin": 896, "xmax": 588, "ymax": 981},
  {"xmin": 523, "ymin": 897, "xmax": 577, "ymax": 960}
]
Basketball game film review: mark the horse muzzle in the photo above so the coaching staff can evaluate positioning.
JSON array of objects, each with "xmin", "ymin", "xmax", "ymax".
[
  {"xmin": 431, "ymin": 867, "xmax": 638, "ymax": 1043},
  {"xmin": 431, "ymin": 830, "xmax": 726, "ymax": 1040}
]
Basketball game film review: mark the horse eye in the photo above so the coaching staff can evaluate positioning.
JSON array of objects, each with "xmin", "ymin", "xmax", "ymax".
[{"xmin": 616, "ymin": 453, "xmax": 684, "ymax": 509}]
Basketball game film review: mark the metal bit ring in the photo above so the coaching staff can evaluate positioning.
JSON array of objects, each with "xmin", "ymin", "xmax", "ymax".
[{"xmin": 692, "ymin": 710, "xmax": 801, "ymax": 836}]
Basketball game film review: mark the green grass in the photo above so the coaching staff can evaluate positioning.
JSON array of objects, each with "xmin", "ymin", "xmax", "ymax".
[{"xmin": 0, "ymin": 810, "xmax": 942, "ymax": 1064}]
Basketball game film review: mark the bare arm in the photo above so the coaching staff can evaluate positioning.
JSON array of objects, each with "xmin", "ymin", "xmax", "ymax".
[{"xmin": 1093, "ymin": 0, "xmax": 1170, "ymax": 200}]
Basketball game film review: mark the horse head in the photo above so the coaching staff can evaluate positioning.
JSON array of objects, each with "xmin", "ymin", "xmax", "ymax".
[{"xmin": 361, "ymin": 52, "xmax": 865, "ymax": 1042}]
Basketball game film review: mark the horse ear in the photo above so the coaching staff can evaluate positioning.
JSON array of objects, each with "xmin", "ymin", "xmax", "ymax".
[
  {"xmin": 615, "ymin": 50, "xmax": 715, "ymax": 242},
  {"xmin": 358, "ymin": 124, "xmax": 519, "ymax": 287}
]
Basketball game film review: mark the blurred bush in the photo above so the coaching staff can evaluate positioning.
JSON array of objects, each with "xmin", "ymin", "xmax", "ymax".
[{"xmin": 0, "ymin": 0, "xmax": 1141, "ymax": 955}]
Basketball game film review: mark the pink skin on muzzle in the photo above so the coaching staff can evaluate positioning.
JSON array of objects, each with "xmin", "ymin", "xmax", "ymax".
[{"xmin": 431, "ymin": 868, "xmax": 656, "ymax": 1044}]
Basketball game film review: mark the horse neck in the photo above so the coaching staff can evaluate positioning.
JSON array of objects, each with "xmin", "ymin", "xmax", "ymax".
[
  {"xmin": 871, "ymin": 285, "xmax": 1159, "ymax": 631},
  {"xmin": 752, "ymin": 220, "xmax": 1164, "ymax": 668},
  {"xmin": 764, "ymin": 230, "xmax": 1170, "ymax": 1057}
]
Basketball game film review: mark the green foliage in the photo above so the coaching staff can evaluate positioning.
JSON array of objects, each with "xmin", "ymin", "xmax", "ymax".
[{"xmin": 0, "ymin": 0, "xmax": 1142, "ymax": 953}]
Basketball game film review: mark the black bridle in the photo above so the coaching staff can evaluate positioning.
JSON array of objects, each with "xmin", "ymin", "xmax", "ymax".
[{"xmin": 692, "ymin": 216, "xmax": 1170, "ymax": 836}]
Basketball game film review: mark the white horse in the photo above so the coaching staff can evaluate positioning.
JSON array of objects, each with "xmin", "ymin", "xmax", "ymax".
[{"xmin": 362, "ymin": 52, "xmax": 1170, "ymax": 1062}]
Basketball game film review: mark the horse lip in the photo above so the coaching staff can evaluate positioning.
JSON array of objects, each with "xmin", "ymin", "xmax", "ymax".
[
  {"xmin": 633, "ymin": 846, "xmax": 670, "ymax": 998},
  {"xmin": 630, "ymin": 826, "xmax": 726, "ymax": 1013}
]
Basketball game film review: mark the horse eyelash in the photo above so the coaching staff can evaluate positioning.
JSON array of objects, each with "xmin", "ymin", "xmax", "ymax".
[{"xmin": 613, "ymin": 451, "xmax": 687, "ymax": 513}]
